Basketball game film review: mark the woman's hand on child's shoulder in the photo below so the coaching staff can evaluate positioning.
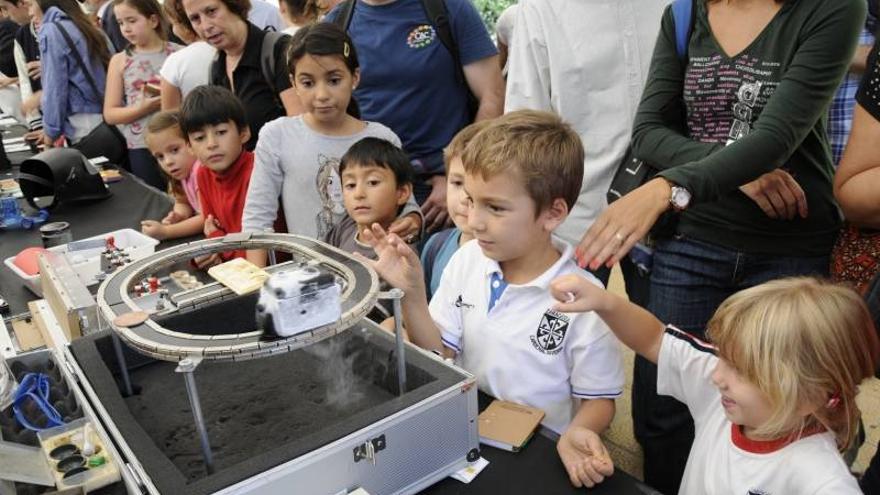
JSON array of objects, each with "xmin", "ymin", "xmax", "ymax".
[
  {"xmin": 557, "ymin": 425, "xmax": 614, "ymax": 488},
  {"xmin": 388, "ymin": 212, "xmax": 422, "ymax": 243},
  {"xmin": 550, "ymin": 274, "xmax": 609, "ymax": 314},
  {"xmin": 358, "ymin": 223, "xmax": 425, "ymax": 294},
  {"xmin": 141, "ymin": 220, "xmax": 168, "ymax": 240}
]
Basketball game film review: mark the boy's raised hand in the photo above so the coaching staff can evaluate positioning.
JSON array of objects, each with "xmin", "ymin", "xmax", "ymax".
[
  {"xmin": 359, "ymin": 223, "xmax": 424, "ymax": 294},
  {"xmin": 557, "ymin": 426, "xmax": 614, "ymax": 488},
  {"xmin": 549, "ymin": 274, "xmax": 608, "ymax": 313}
]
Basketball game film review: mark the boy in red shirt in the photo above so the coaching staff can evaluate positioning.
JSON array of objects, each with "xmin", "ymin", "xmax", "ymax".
[{"xmin": 180, "ymin": 85, "xmax": 252, "ymax": 268}]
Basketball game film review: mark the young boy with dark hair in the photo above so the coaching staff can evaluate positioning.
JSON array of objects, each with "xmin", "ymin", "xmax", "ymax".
[
  {"xmin": 325, "ymin": 137, "xmax": 417, "ymax": 322},
  {"xmin": 362, "ymin": 110, "xmax": 624, "ymax": 489},
  {"xmin": 324, "ymin": 137, "xmax": 416, "ymax": 258},
  {"xmin": 180, "ymin": 85, "xmax": 252, "ymax": 268}
]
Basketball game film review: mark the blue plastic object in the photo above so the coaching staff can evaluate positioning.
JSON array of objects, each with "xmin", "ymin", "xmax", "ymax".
[
  {"xmin": 12, "ymin": 372, "xmax": 65, "ymax": 431},
  {"xmin": 0, "ymin": 196, "xmax": 48, "ymax": 230}
]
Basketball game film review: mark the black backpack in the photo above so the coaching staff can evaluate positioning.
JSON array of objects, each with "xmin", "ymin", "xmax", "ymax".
[{"xmin": 332, "ymin": 0, "xmax": 479, "ymax": 120}]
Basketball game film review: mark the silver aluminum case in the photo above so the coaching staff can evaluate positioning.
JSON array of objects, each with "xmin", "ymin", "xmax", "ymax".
[{"xmin": 60, "ymin": 321, "xmax": 480, "ymax": 495}]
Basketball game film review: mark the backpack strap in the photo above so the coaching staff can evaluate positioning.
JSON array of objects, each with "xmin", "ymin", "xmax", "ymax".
[
  {"xmin": 422, "ymin": 0, "xmax": 478, "ymax": 119},
  {"xmin": 334, "ymin": 0, "xmax": 357, "ymax": 31},
  {"xmin": 671, "ymin": 0, "xmax": 695, "ymax": 62},
  {"xmin": 260, "ymin": 30, "xmax": 285, "ymax": 97},
  {"xmin": 53, "ymin": 21, "xmax": 104, "ymax": 102},
  {"xmin": 421, "ymin": 0, "xmax": 466, "ymax": 86},
  {"xmin": 207, "ymin": 50, "xmax": 221, "ymax": 85},
  {"xmin": 422, "ymin": 228, "xmax": 456, "ymax": 291}
]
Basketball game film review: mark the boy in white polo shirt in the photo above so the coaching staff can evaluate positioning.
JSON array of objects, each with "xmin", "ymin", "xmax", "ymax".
[{"xmin": 361, "ymin": 110, "xmax": 624, "ymax": 489}]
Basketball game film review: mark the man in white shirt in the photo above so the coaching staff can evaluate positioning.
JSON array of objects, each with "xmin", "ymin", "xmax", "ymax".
[
  {"xmin": 505, "ymin": 0, "xmax": 667, "ymax": 285},
  {"xmin": 504, "ymin": 0, "xmax": 671, "ymax": 490}
]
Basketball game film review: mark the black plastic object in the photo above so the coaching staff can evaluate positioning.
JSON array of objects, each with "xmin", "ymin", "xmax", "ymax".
[
  {"xmin": 62, "ymin": 466, "xmax": 89, "ymax": 479},
  {"xmin": 56, "ymin": 454, "xmax": 86, "ymax": 472},
  {"xmin": 18, "ymin": 148, "xmax": 111, "ymax": 210},
  {"xmin": 49, "ymin": 443, "xmax": 80, "ymax": 460}
]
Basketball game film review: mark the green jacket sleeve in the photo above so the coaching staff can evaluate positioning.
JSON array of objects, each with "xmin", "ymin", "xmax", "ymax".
[{"xmin": 640, "ymin": 0, "xmax": 865, "ymax": 204}]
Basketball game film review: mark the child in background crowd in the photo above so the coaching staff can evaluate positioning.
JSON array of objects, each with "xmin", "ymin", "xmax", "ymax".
[
  {"xmin": 180, "ymin": 85, "xmax": 256, "ymax": 268},
  {"xmin": 140, "ymin": 110, "xmax": 203, "ymax": 240},
  {"xmin": 550, "ymin": 275, "xmax": 878, "ymax": 494},
  {"xmin": 362, "ymin": 110, "xmax": 624, "ymax": 489},
  {"xmin": 421, "ymin": 120, "xmax": 490, "ymax": 300},
  {"xmin": 103, "ymin": 0, "xmax": 180, "ymax": 190},
  {"xmin": 242, "ymin": 22, "xmax": 421, "ymax": 266}
]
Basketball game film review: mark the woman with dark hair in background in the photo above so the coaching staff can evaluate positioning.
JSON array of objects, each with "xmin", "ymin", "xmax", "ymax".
[
  {"xmin": 178, "ymin": 0, "xmax": 301, "ymax": 149},
  {"xmin": 30, "ymin": 0, "xmax": 112, "ymax": 146}
]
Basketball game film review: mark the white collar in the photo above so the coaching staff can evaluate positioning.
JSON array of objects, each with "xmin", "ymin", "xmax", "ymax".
[{"xmin": 483, "ymin": 236, "xmax": 574, "ymax": 290}]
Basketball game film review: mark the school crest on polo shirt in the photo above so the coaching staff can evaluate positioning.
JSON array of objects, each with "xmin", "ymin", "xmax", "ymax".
[
  {"xmin": 530, "ymin": 309, "xmax": 570, "ymax": 355},
  {"xmin": 407, "ymin": 25, "xmax": 436, "ymax": 49}
]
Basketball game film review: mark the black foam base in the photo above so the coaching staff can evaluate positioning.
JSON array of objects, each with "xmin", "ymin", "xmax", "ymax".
[{"xmin": 70, "ymin": 327, "xmax": 465, "ymax": 495}]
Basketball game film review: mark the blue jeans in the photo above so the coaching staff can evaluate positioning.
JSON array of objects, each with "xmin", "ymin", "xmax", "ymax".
[{"xmin": 634, "ymin": 235, "xmax": 829, "ymax": 495}]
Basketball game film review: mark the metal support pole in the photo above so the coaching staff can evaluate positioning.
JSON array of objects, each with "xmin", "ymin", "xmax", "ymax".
[
  {"xmin": 176, "ymin": 357, "xmax": 214, "ymax": 474},
  {"xmin": 265, "ymin": 229, "xmax": 277, "ymax": 266},
  {"xmin": 389, "ymin": 288, "xmax": 406, "ymax": 395},
  {"xmin": 111, "ymin": 333, "xmax": 133, "ymax": 397}
]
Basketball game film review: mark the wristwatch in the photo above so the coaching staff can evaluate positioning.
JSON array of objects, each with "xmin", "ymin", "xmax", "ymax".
[{"xmin": 669, "ymin": 183, "xmax": 692, "ymax": 212}]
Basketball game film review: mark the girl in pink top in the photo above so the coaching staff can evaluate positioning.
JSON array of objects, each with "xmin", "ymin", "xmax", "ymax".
[{"xmin": 140, "ymin": 111, "xmax": 204, "ymax": 240}]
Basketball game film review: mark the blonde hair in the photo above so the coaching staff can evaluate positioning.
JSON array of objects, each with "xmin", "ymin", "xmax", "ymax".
[
  {"xmin": 708, "ymin": 277, "xmax": 879, "ymax": 449},
  {"xmin": 443, "ymin": 119, "xmax": 492, "ymax": 167},
  {"xmin": 145, "ymin": 111, "xmax": 188, "ymax": 202},
  {"xmin": 460, "ymin": 110, "xmax": 583, "ymax": 213}
]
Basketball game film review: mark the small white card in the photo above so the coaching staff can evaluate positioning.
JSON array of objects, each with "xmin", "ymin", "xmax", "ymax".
[{"xmin": 449, "ymin": 457, "xmax": 489, "ymax": 484}]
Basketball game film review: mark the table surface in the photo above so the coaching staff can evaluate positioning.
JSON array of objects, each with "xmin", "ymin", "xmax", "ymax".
[
  {"xmin": 423, "ymin": 394, "xmax": 659, "ymax": 495},
  {"xmin": 0, "ymin": 167, "xmax": 173, "ymax": 317}
]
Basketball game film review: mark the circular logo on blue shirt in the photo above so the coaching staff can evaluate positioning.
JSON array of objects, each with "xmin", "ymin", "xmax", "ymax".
[{"xmin": 407, "ymin": 25, "xmax": 436, "ymax": 49}]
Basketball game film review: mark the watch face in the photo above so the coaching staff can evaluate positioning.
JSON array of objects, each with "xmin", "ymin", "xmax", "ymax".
[{"xmin": 672, "ymin": 187, "xmax": 691, "ymax": 209}]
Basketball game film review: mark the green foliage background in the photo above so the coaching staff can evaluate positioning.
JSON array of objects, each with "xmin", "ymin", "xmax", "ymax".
[{"xmin": 473, "ymin": 0, "xmax": 517, "ymax": 33}]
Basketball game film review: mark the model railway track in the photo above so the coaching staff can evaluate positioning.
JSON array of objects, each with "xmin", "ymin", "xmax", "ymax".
[{"xmin": 96, "ymin": 233, "xmax": 380, "ymax": 362}]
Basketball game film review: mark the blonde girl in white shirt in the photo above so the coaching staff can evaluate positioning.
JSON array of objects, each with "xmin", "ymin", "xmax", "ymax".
[{"xmin": 550, "ymin": 275, "xmax": 878, "ymax": 494}]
